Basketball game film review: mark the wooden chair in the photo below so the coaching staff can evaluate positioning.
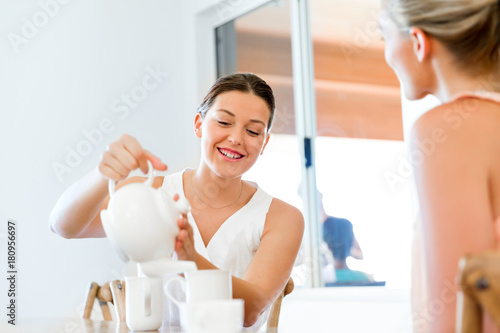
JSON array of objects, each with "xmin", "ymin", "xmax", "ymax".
[
  {"xmin": 82, "ymin": 280, "xmax": 126, "ymax": 322},
  {"xmin": 457, "ymin": 251, "xmax": 500, "ymax": 332},
  {"xmin": 267, "ymin": 277, "xmax": 294, "ymax": 332}
]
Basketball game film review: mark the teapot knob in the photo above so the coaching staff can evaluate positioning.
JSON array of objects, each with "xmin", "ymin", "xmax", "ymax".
[
  {"xmin": 108, "ymin": 160, "xmax": 155, "ymax": 196},
  {"xmin": 175, "ymin": 197, "xmax": 190, "ymax": 214}
]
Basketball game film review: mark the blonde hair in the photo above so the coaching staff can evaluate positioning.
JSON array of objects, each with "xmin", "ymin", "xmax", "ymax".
[{"xmin": 384, "ymin": 0, "xmax": 500, "ymax": 76}]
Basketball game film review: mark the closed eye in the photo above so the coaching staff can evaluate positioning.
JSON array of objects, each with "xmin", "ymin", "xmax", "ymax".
[
  {"xmin": 247, "ymin": 129, "xmax": 260, "ymax": 136},
  {"xmin": 218, "ymin": 121, "xmax": 231, "ymax": 126}
]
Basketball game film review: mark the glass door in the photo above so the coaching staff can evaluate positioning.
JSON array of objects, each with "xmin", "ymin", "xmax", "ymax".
[{"xmin": 309, "ymin": 0, "xmax": 412, "ymax": 288}]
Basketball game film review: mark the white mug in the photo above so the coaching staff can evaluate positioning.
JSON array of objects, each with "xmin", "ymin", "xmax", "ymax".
[
  {"xmin": 125, "ymin": 276, "xmax": 163, "ymax": 331},
  {"xmin": 164, "ymin": 269, "xmax": 232, "ymax": 306},
  {"xmin": 164, "ymin": 270, "xmax": 232, "ymax": 327},
  {"xmin": 186, "ymin": 299, "xmax": 244, "ymax": 333}
]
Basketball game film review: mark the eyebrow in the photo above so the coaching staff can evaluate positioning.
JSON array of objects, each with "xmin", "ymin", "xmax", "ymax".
[{"xmin": 215, "ymin": 109, "xmax": 267, "ymax": 127}]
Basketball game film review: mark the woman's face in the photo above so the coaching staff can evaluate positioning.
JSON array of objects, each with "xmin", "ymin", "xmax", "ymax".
[
  {"xmin": 379, "ymin": 10, "xmax": 429, "ymax": 100},
  {"xmin": 195, "ymin": 90, "xmax": 270, "ymax": 179}
]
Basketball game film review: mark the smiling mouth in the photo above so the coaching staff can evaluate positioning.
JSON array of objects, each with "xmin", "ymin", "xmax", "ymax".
[{"xmin": 218, "ymin": 148, "xmax": 244, "ymax": 159}]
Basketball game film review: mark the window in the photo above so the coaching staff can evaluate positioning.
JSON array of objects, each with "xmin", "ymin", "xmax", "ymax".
[{"xmin": 215, "ymin": 0, "xmax": 412, "ymax": 288}]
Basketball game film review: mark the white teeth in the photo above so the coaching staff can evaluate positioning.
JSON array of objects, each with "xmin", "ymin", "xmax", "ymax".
[{"xmin": 220, "ymin": 149, "xmax": 241, "ymax": 159}]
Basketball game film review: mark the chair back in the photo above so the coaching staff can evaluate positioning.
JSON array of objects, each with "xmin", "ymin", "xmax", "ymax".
[
  {"xmin": 82, "ymin": 280, "xmax": 126, "ymax": 322},
  {"xmin": 267, "ymin": 277, "xmax": 294, "ymax": 331},
  {"xmin": 457, "ymin": 251, "xmax": 500, "ymax": 332}
]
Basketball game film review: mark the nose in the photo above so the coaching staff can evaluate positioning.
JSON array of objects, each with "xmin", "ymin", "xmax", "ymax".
[{"xmin": 228, "ymin": 128, "xmax": 243, "ymax": 145}]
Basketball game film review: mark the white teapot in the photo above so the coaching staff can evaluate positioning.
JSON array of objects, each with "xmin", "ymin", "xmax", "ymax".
[{"xmin": 100, "ymin": 161, "xmax": 196, "ymax": 276}]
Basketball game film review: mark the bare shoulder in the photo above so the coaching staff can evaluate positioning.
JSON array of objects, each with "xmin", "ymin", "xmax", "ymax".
[
  {"xmin": 410, "ymin": 97, "xmax": 500, "ymax": 170},
  {"xmin": 265, "ymin": 198, "xmax": 304, "ymax": 234},
  {"xmin": 412, "ymin": 98, "xmax": 500, "ymax": 142}
]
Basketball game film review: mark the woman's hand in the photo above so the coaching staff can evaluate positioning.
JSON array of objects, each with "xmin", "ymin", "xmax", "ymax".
[
  {"xmin": 98, "ymin": 134, "xmax": 167, "ymax": 181},
  {"xmin": 50, "ymin": 133, "xmax": 167, "ymax": 239},
  {"xmin": 175, "ymin": 212, "xmax": 197, "ymax": 261}
]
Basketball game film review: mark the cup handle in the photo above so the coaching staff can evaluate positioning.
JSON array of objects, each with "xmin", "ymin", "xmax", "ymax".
[
  {"xmin": 163, "ymin": 276, "xmax": 185, "ymax": 308},
  {"xmin": 143, "ymin": 278, "xmax": 151, "ymax": 317}
]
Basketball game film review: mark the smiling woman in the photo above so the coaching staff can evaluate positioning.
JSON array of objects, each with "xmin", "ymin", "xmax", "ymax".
[
  {"xmin": 49, "ymin": 73, "xmax": 304, "ymax": 330},
  {"xmin": 195, "ymin": 91, "xmax": 271, "ymax": 181}
]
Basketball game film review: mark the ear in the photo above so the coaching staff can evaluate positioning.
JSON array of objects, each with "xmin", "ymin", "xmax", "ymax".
[
  {"xmin": 260, "ymin": 134, "xmax": 270, "ymax": 155},
  {"xmin": 409, "ymin": 27, "xmax": 431, "ymax": 63},
  {"xmin": 194, "ymin": 113, "xmax": 203, "ymax": 138}
]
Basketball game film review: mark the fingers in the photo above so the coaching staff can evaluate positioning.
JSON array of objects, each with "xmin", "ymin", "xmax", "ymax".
[
  {"xmin": 175, "ymin": 215, "xmax": 195, "ymax": 260},
  {"xmin": 145, "ymin": 150, "xmax": 168, "ymax": 172},
  {"xmin": 175, "ymin": 230, "xmax": 187, "ymax": 252},
  {"xmin": 120, "ymin": 135, "xmax": 148, "ymax": 173},
  {"xmin": 177, "ymin": 214, "xmax": 189, "ymax": 229},
  {"xmin": 175, "ymin": 230, "xmax": 190, "ymax": 254},
  {"xmin": 98, "ymin": 134, "xmax": 166, "ymax": 181},
  {"xmin": 98, "ymin": 162, "xmax": 125, "ymax": 181},
  {"xmin": 99, "ymin": 150, "xmax": 131, "ymax": 181}
]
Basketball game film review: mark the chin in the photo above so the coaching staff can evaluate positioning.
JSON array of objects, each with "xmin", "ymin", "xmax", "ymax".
[
  {"xmin": 402, "ymin": 86, "xmax": 430, "ymax": 101},
  {"xmin": 211, "ymin": 164, "xmax": 245, "ymax": 179}
]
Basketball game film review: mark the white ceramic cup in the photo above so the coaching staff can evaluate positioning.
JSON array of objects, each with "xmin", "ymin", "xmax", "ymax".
[
  {"xmin": 186, "ymin": 299, "xmax": 244, "ymax": 333},
  {"xmin": 125, "ymin": 276, "xmax": 163, "ymax": 331},
  {"xmin": 164, "ymin": 270, "xmax": 232, "ymax": 327},
  {"xmin": 164, "ymin": 269, "xmax": 232, "ymax": 306}
]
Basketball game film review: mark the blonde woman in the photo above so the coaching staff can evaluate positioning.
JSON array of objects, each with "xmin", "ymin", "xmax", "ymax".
[
  {"xmin": 378, "ymin": 0, "xmax": 500, "ymax": 332},
  {"xmin": 50, "ymin": 73, "xmax": 304, "ymax": 329}
]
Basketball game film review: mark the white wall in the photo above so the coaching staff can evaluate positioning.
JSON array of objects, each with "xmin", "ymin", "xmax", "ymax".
[{"xmin": 0, "ymin": 0, "xmax": 204, "ymax": 320}]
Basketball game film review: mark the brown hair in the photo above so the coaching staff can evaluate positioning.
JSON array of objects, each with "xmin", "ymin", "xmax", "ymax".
[
  {"xmin": 384, "ymin": 0, "xmax": 500, "ymax": 76},
  {"xmin": 197, "ymin": 73, "xmax": 276, "ymax": 133}
]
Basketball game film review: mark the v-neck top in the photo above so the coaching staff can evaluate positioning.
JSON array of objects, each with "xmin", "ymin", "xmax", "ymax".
[
  {"xmin": 161, "ymin": 170, "xmax": 274, "ymax": 331},
  {"xmin": 162, "ymin": 170, "xmax": 274, "ymax": 278}
]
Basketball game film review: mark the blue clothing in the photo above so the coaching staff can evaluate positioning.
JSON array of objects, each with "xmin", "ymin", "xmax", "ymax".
[
  {"xmin": 322, "ymin": 216, "xmax": 353, "ymax": 261},
  {"xmin": 335, "ymin": 269, "xmax": 372, "ymax": 283}
]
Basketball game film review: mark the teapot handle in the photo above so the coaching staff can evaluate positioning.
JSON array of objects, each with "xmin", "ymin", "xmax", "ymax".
[{"xmin": 108, "ymin": 160, "xmax": 155, "ymax": 196}]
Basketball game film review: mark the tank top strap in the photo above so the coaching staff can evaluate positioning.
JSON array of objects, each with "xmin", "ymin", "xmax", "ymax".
[
  {"xmin": 449, "ymin": 90, "xmax": 500, "ymax": 104},
  {"xmin": 161, "ymin": 168, "xmax": 194, "ymax": 195}
]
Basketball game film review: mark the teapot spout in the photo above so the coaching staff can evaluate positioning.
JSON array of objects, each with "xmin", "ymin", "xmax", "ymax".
[{"xmin": 139, "ymin": 258, "xmax": 197, "ymax": 277}]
